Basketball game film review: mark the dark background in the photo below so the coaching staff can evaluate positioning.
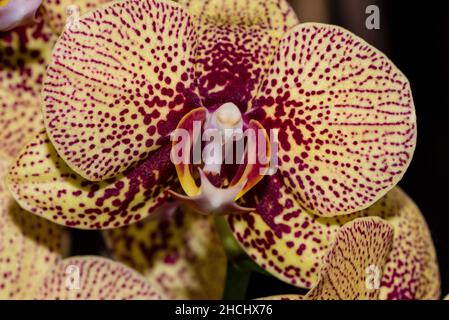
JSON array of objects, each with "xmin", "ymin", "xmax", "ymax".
[
  {"xmin": 246, "ymin": 0, "xmax": 449, "ymax": 298},
  {"xmin": 71, "ymin": 0, "xmax": 449, "ymax": 299}
]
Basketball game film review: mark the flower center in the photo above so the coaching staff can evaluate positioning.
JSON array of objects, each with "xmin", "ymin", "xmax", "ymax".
[
  {"xmin": 203, "ymin": 103, "xmax": 243, "ymax": 175},
  {"xmin": 169, "ymin": 103, "xmax": 271, "ymax": 216}
]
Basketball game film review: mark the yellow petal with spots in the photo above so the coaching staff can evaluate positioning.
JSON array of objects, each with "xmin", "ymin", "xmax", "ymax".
[
  {"xmin": 229, "ymin": 174, "xmax": 352, "ymax": 288},
  {"xmin": 7, "ymin": 131, "xmax": 177, "ymax": 229},
  {"xmin": 34, "ymin": 256, "xmax": 165, "ymax": 299},
  {"xmin": 258, "ymin": 218, "xmax": 394, "ymax": 300},
  {"xmin": 177, "ymin": 0, "xmax": 299, "ymax": 29},
  {"xmin": 177, "ymin": 0, "xmax": 299, "ymax": 112},
  {"xmin": 0, "ymin": 155, "xmax": 70, "ymax": 299},
  {"xmin": 42, "ymin": 0, "xmax": 200, "ymax": 181},
  {"xmin": 253, "ymin": 23, "xmax": 416, "ymax": 216},
  {"xmin": 0, "ymin": 12, "xmax": 55, "ymax": 158},
  {"xmin": 103, "ymin": 206, "xmax": 227, "ymax": 299},
  {"xmin": 378, "ymin": 189, "xmax": 440, "ymax": 300},
  {"xmin": 257, "ymin": 218, "xmax": 393, "ymax": 300},
  {"xmin": 229, "ymin": 175, "xmax": 440, "ymax": 299},
  {"xmin": 306, "ymin": 217, "xmax": 393, "ymax": 300}
]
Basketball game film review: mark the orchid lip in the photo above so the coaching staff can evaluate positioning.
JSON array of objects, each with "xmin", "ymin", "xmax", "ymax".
[
  {"xmin": 169, "ymin": 169, "xmax": 254, "ymax": 216},
  {"xmin": 170, "ymin": 104, "xmax": 271, "ymax": 216}
]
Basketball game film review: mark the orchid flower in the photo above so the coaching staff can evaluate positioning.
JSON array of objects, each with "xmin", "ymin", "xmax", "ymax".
[
  {"xmin": 0, "ymin": 9, "xmax": 52, "ymax": 158},
  {"xmin": 1, "ymin": 0, "xmax": 440, "ymax": 300},
  {"xmin": 0, "ymin": 0, "xmax": 113, "ymax": 160},
  {"xmin": 259, "ymin": 217, "xmax": 395, "ymax": 300}
]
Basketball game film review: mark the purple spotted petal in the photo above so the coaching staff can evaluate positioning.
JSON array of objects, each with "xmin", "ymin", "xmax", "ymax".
[
  {"xmin": 34, "ymin": 256, "xmax": 165, "ymax": 299},
  {"xmin": 0, "ymin": 12, "xmax": 56, "ymax": 158},
  {"xmin": 306, "ymin": 217, "xmax": 393, "ymax": 300},
  {"xmin": 378, "ymin": 189, "xmax": 440, "ymax": 300},
  {"xmin": 0, "ymin": 0, "xmax": 42, "ymax": 31},
  {"xmin": 258, "ymin": 218, "xmax": 394, "ymax": 300},
  {"xmin": 7, "ymin": 131, "xmax": 177, "ymax": 229},
  {"xmin": 253, "ymin": 23, "xmax": 416, "ymax": 216},
  {"xmin": 229, "ymin": 176, "xmax": 440, "ymax": 298},
  {"xmin": 178, "ymin": 0, "xmax": 299, "ymax": 111},
  {"xmin": 42, "ymin": 0, "xmax": 199, "ymax": 181},
  {"xmin": 104, "ymin": 206, "xmax": 227, "ymax": 299},
  {"xmin": 177, "ymin": 0, "xmax": 299, "ymax": 28},
  {"xmin": 229, "ymin": 174, "xmax": 334, "ymax": 288},
  {"xmin": 0, "ymin": 155, "xmax": 70, "ymax": 299}
]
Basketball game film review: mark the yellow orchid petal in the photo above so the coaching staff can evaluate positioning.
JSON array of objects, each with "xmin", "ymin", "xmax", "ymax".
[
  {"xmin": 34, "ymin": 256, "xmax": 165, "ymax": 299},
  {"xmin": 306, "ymin": 217, "xmax": 393, "ymax": 300},
  {"xmin": 7, "ymin": 131, "xmax": 177, "ymax": 229},
  {"xmin": 103, "ymin": 206, "xmax": 227, "ymax": 299},
  {"xmin": 253, "ymin": 23, "xmax": 416, "ymax": 216},
  {"xmin": 378, "ymin": 189, "xmax": 440, "ymax": 300},
  {"xmin": 42, "ymin": 0, "xmax": 199, "ymax": 181},
  {"xmin": 257, "ymin": 218, "xmax": 393, "ymax": 300},
  {"xmin": 229, "ymin": 174, "xmax": 349, "ymax": 288},
  {"xmin": 229, "ymin": 178, "xmax": 440, "ymax": 299},
  {"xmin": 177, "ymin": 0, "xmax": 299, "ymax": 112},
  {"xmin": 177, "ymin": 0, "xmax": 299, "ymax": 29},
  {"xmin": 0, "ymin": 0, "xmax": 42, "ymax": 31},
  {"xmin": 0, "ymin": 155, "xmax": 70, "ymax": 299},
  {"xmin": 0, "ymin": 12, "xmax": 56, "ymax": 158}
]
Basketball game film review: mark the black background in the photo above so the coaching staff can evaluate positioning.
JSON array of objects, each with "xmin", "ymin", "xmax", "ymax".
[{"xmin": 384, "ymin": 0, "xmax": 449, "ymax": 299}]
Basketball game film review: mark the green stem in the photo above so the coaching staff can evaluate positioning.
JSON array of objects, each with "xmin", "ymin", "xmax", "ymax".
[
  {"xmin": 214, "ymin": 216, "xmax": 245, "ymax": 261},
  {"xmin": 214, "ymin": 216, "xmax": 271, "ymax": 275},
  {"xmin": 215, "ymin": 216, "xmax": 272, "ymax": 299},
  {"xmin": 223, "ymin": 261, "xmax": 251, "ymax": 300}
]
